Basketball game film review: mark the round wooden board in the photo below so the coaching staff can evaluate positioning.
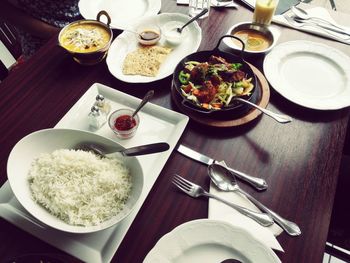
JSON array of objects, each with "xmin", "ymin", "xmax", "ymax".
[{"xmin": 171, "ymin": 63, "xmax": 270, "ymax": 127}]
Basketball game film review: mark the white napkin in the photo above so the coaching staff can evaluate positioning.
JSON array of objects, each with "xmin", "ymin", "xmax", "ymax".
[
  {"xmin": 176, "ymin": 0, "xmax": 238, "ymax": 8},
  {"xmin": 238, "ymin": 0, "xmax": 255, "ymax": 8},
  {"xmin": 208, "ymin": 162, "xmax": 284, "ymax": 252},
  {"xmin": 273, "ymin": 6, "xmax": 350, "ymax": 45}
]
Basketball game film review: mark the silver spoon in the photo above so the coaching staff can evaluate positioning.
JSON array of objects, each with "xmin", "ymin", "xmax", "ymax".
[
  {"xmin": 284, "ymin": 15, "xmax": 349, "ymax": 42},
  {"xmin": 132, "ymin": 90, "xmax": 154, "ymax": 118},
  {"xmin": 177, "ymin": 8, "xmax": 209, "ymax": 33},
  {"xmin": 213, "ymin": 0, "xmax": 233, "ymax": 7},
  {"xmin": 292, "ymin": 17, "xmax": 350, "ymax": 39},
  {"xmin": 119, "ymin": 90, "xmax": 154, "ymax": 129},
  {"xmin": 75, "ymin": 142, "xmax": 170, "ymax": 158},
  {"xmin": 208, "ymin": 163, "xmax": 302, "ymax": 236},
  {"xmin": 233, "ymin": 97, "xmax": 292, "ymax": 124},
  {"xmin": 290, "ymin": 6, "xmax": 350, "ymax": 36},
  {"xmin": 122, "ymin": 28, "xmax": 159, "ymax": 41},
  {"xmin": 115, "ymin": 90, "xmax": 154, "ymax": 129},
  {"xmin": 220, "ymin": 259, "xmax": 242, "ymax": 263}
]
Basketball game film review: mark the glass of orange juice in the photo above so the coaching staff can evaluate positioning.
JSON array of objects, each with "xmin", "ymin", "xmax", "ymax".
[{"xmin": 253, "ymin": 0, "xmax": 279, "ymax": 26}]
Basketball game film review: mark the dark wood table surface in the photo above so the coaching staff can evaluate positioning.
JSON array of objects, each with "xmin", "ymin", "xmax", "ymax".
[{"xmin": 1, "ymin": 1, "xmax": 349, "ymax": 262}]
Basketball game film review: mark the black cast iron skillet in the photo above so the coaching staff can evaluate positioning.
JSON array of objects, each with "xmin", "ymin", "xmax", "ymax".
[{"xmin": 172, "ymin": 35, "xmax": 259, "ymax": 118}]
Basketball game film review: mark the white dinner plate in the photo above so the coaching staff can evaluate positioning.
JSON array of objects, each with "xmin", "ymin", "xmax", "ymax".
[
  {"xmin": 78, "ymin": 0, "xmax": 161, "ymax": 29},
  {"xmin": 263, "ymin": 40, "xmax": 350, "ymax": 110},
  {"xmin": 144, "ymin": 219, "xmax": 281, "ymax": 263},
  {"xmin": 106, "ymin": 13, "xmax": 202, "ymax": 83}
]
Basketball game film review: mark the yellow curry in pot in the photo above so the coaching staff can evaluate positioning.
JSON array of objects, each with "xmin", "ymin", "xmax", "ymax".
[{"xmin": 60, "ymin": 23, "xmax": 111, "ymax": 53}]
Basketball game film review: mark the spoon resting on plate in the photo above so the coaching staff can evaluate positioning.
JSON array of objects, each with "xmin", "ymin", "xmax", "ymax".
[
  {"xmin": 290, "ymin": 6, "xmax": 350, "ymax": 36},
  {"xmin": 208, "ymin": 163, "xmax": 302, "ymax": 236},
  {"xmin": 122, "ymin": 28, "xmax": 159, "ymax": 41},
  {"xmin": 131, "ymin": 90, "xmax": 154, "ymax": 118},
  {"xmin": 123, "ymin": 89, "xmax": 154, "ymax": 128},
  {"xmin": 213, "ymin": 0, "xmax": 234, "ymax": 7},
  {"xmin": 75, "ymin": 142, "xmax": 170, "ymax": 158},
  {"xmin": 177, "ymin": 8, "xmax": 209, "ymax": 33},
  {"xmin": 233, "ymin": 97, "xmax": 292, "ymax": 124},
  {"xmin": 220, "ymin": 260, "xmax": 242, "ymax": 263},
  {"xmin": 163, "ymin": 9, "xmax": 208, "ymax": 45}
]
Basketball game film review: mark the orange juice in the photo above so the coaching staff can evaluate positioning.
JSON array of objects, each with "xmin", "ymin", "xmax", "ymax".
[{"xmin": 253, "ymin": 0, "xmax": 279, "ymax": 25}]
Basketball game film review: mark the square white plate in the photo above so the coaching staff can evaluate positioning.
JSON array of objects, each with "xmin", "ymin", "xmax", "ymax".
[{"xmin": 0, "ymin": 83, "xmax": 189, "ymax": 263}]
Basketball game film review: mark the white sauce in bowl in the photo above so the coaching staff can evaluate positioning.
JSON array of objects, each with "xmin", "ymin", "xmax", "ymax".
[{"xmin": 162, "ymin": 21, "xmax": 188, "ymax": 45}]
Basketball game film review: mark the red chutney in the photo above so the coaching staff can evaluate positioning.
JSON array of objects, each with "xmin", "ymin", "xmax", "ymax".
[{"xmin": 114, "ymin": 115, "xmax": 136, "ymax": 131}]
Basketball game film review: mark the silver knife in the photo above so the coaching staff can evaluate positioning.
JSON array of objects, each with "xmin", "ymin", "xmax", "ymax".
[{"xmin": 177, "ymin": 144, "xmax": 268, "ymax": 191}]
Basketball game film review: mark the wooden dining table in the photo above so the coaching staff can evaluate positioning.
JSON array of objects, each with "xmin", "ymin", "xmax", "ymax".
[{"xmin": 1, "ymin": 0, "xmax": 349, "ymax": 262}]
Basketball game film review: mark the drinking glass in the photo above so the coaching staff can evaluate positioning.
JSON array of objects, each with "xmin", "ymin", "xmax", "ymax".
[
  {"xmin": 189, "ymin": 0, "xmax": 210, "ymax": 18},
  {"xmin": 253, "ymin": 0, "xmax": 279, "ymax": 25}
]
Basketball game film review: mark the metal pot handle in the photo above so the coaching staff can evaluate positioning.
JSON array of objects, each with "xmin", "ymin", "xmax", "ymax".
[
  {"xmin": 214, "ymin": 35, "xmax": 246, "ymax": 60},
  {"xmin": 97, "ymin": 10, "xmax": 111, "ymax": 26}
]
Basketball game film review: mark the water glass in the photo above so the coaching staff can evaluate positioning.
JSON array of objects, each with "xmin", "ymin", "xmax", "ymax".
[
  {"xmin": 189, "ymin": 0, "xmax": 210, "ymax": 18},
  {"xmin": 253, "ymin": 0, "xmax": 279, "ymax": 25}
]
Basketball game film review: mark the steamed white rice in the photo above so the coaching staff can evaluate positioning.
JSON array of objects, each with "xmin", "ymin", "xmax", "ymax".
[{"xmin": 28, "ymin": 149, "xmax": 132, "ymax": 226}]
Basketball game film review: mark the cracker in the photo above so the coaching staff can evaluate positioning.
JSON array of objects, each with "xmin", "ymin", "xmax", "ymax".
[{"xmin": 122, "ymin": 45, "xmax": 172, "ymax": 77}]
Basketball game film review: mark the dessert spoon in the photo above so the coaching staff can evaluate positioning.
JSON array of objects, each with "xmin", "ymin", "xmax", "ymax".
[
  {"xmin": 233, "ymin": 97, "xmax": 292, "ymax": 123},
  {"xmin": 177, "ymin": 8, "xmax": 208, "ymax": 33},
  {"xmin": 75, "ymin": 142, "xmax": 169, "ymax": 157},
  {"xmin": 284, "ymin": 14, "xmax": 349, "ymax": 42},
  {"xmin": 208, "ymin": 163, "xmax": 302, "ymax": 236},
  {"xmin": 132, "ymin": 90, "xmax": 154, "ymax": 118},
  {"xmin": 290, "ymin": 6, "xmax": 350, "ymax": 36}
]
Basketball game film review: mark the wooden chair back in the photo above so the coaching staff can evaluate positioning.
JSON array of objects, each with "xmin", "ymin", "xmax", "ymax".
[{"xmin": 0, "ymin": 21, "xmax": 22, "ymax": 60}]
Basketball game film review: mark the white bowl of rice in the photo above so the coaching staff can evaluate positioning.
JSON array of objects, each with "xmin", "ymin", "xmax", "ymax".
[{"xmin": 7, "ymin": 128, "xmax": 144, "ymax": 234}]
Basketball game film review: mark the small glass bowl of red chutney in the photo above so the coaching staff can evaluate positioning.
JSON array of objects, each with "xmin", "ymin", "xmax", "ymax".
[{"xmin": 108, "ymin": 109, "xmax": 139, "ymax": 139}]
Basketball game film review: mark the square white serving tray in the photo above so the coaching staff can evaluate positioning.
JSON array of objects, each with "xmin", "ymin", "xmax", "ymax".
[{"xmin": 0, "ymin": 83, "xmax": 189, "ymax": 263}]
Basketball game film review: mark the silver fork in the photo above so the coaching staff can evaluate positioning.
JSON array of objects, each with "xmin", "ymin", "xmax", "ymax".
[
  {"xmin": 172, "ymin": 174, "xmax": 273, "ymax": 227},
  {"xmin": 284, "ymin": 14, "xmax": 349, "ymax": 41},
  {"xmin": 293, "ymin": 17, "xmax": 350, "ymax": 38}
]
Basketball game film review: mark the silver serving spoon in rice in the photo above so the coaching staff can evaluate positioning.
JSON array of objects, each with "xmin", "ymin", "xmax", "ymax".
[{"xmin": 75, "ymin": 142, "xmax": 170, "ymax": 158}]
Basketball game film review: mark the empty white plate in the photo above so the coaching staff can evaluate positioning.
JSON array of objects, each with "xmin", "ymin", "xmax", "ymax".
[
  {"xmin": 144, "ymin": 219, "xmax": 281, "ymax": 263},
  {"xmin": 78, "ymin": 0, "xmax": 161, "ymax": 29},
  {"xmin": 263, "ymin": 40, "xmax": 350, "ymax": 110}
]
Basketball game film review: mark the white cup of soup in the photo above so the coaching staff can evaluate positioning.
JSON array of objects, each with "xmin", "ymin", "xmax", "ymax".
[
  {"xmin": 224, "ymin": 22, "xmax": 276, "ymax": 55},
  {"xmin": 58, "ymin": 11, "xmax": 113, "ymax": 65}
]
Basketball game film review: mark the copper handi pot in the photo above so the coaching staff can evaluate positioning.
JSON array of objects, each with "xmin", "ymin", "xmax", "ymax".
[
  {"xmin": 58, "ymin": 10, "xmax": 113, "ymax": 65},
  {"xmin": 172, "ymin": 35, "xmax": 259, "ymax": 118}
]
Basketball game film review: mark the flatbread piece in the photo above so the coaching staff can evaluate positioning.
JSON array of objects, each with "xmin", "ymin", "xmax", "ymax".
[{"xmin": 122, "ymin": 45, "xmax": 172, "ymax": 77}]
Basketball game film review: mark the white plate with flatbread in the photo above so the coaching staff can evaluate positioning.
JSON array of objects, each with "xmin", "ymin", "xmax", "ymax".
[
  {"xmin": 106, "ymin": 13, "xmax": 202, "ymax": 83},
  {"xmin": 78, "ymin": 0, "xmax": 161, "ymax": 30}
]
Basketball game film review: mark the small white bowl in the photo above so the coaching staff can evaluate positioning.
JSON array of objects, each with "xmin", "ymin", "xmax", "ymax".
[
  {"xmin": 162, "ymin": 21, "xmax": 188, "ymax": 46},
  {"xmin": 136, "ymin": 24, "xmax": 161, "ymax": 45},
  {"xmin": 224, "ymin": 22, "xmax": 278, "ymax": 55},
  {"xmin": 108, "ymin": 108, "xmax": 140, "ymax": 139}
]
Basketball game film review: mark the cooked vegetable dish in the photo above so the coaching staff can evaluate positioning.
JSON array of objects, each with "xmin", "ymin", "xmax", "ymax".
[{"xmin": 178, "ymin": 55, "xmax": 254, "ymax": 110}]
